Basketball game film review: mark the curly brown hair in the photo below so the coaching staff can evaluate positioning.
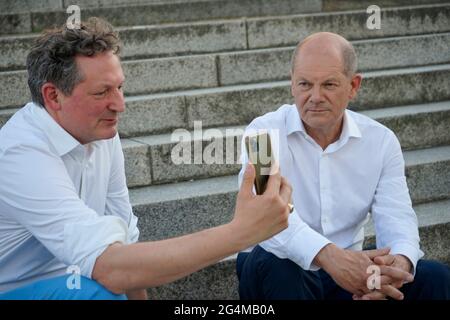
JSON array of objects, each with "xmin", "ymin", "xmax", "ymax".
[{"xmin": 26, "ymin": 17, "xmax": 122, "ymax": 107}]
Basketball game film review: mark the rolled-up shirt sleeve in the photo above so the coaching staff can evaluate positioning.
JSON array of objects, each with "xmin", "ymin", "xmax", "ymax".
[{"xmin": 0, "ymin": 143, "xmax": 128, "ymax": 278}]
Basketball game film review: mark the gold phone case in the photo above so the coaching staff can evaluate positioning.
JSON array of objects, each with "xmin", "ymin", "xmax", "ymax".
[{"xmin": 245, "ymin": 132, "xmax": 273, "ymax": 195}]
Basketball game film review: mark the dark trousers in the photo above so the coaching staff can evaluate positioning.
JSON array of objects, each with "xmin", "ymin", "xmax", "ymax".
[{"xmin": 237, "ymin": 245, "xmax": 450, "ymax": 300}]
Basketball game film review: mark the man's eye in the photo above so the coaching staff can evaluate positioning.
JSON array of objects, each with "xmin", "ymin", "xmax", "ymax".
[
  {"xmin": 298, "ymin": 82, "xmax": 311, "ymax": 88},
  {"xmin": 94, "ymin": 90, "xmax": 107, "ymax": 96},
  {"xmin": 324, "ymin": 83, "xmax": 337, "ymax": 88}
]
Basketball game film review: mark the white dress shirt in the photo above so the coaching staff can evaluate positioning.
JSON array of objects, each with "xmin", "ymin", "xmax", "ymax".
[
  {"xmin": 0, "ymin": 102, "xmax": 139, "ymax": 292},
  {"xmin": 239, "ymin": 104, "xmax": 424, "ymax": 273}
]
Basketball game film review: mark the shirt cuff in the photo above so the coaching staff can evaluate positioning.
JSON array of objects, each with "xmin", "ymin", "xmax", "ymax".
[
  {"xmin": 389, "ymin": 242, "xmax": 424, "ymax": 276},
  {"xmin": 285, "ymin": 226, "xmax": 332, "ymax": 271}
]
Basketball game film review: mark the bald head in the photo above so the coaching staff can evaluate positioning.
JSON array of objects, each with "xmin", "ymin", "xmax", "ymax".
[{"xmin": 291, "ymin": 32, "xmax": 358, "ymax": 78}]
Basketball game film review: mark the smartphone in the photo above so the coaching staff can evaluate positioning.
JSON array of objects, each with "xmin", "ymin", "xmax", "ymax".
[{"xmin": 245, "ymin": 132, "xmax": 274, "ymax": 195}]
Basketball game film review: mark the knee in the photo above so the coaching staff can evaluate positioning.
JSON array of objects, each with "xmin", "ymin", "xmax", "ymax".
[
  {"xmin": 414, "ymin": 260, "xmax": 450, "ymax": 298},
  {"xmin": 416, "ymin": 260, "xmax": 450, "ymax": 283},
  {"xmin": 239, "ymin": 246, "xmax": 314, "ymax": 299}
]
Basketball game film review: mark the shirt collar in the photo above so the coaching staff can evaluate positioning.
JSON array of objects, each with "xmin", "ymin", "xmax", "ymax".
[
  {"xmin": 286, "ymin": 105, "xmax": 362, "ymax": 140},
  {"xmin": 341, "ymin": 109, "xmax": 362, "ymax": 140},
  {"xmin": 286, "ymin": 106, "xmax": 305, "ymax": 136},
  {"xmin": 30, "ymin": 102, "xmax": 81, "ymax": 156}
]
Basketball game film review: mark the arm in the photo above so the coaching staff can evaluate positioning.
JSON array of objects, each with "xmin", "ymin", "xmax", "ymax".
[
  {"xmin": 370, "ymin": 131, "xmax": 423, "ymax": 273},
  {"xmin": 126, "ymin": 289, "xmax": 148, "ymax": 300},
  {"xmin": 238, "ymin": 126, "xmax": 331, "ymax": 271},
  {"xmin": 351, "ymin": 132, "xmax": 419, "ymax": 300},
  {"xmin": 92, "ymin": 163, "xmax": 292, "ymax": 294}
]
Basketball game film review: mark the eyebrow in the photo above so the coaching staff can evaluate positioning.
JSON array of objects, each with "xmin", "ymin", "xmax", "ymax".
[
  {"xmin": 296, "ymin": 77, "xmax": 340, "ymax": 83},
  {"xmin": 95, "ymin": 81, "xmax": 125, "ymax": 89},
  {"xmin": 323, "ymin": 78, "xmax": 340, "ymax": 82}
]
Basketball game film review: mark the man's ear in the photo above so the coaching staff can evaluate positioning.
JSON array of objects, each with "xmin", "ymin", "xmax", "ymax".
[
  {"xmin": 41, "ymin": 82, "xmax": 63, "ymax": 111},
  {"xmin": 349, "ymin": 73, "xmax": 362, "ymax": 100}
]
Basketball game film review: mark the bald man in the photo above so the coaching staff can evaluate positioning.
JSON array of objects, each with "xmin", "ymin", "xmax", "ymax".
[{"xmin": 236, "ymin": 32, "xmax": 450, "ymax": 300}]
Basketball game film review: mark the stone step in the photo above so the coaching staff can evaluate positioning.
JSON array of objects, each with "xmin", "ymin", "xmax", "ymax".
[
  {"xmin": 2, "ymin": 32, "xmax": 450, "ymax": 106},
  {"xmin": 361, "ymin": 101, "xmax": 450, "ymax": 150},
  {"xmin": 218, "ymin": 32, "xmax": 450, "ymax": 86},
  {"xmin": 147, "ymin": 198, "xmax": 450, "ymax": 299},
  {"xmin": 0, "ymin": 0, "xmax": 321, "ymax": 34},
  {"xmin": 123, "ymin": 64, "xmax": 450, "ymax": 134},
  {"xmin": 119, "ymin": 101, "xmax": 450, "ymax": 188},
  {"xmin": 2, "ymin": 63, "xmax": 450, "ymax": 128},
  {"xmin": 129, "ymin": 145, "xmax": 450, "ymax": 243},
  {"xmin": 247, "ymin": 3, "xmax": 450, "ymax": 49},
  {"xmin": 2, "ymin": 101, "xmax": 449, "ymax": 188},
  {"xmin": 4, "ymin": 0, "xmax": 447, "ymax": 35},
  {"xmin": 1, "ymin": 3, "xmax": 449, "ymax": 71}
]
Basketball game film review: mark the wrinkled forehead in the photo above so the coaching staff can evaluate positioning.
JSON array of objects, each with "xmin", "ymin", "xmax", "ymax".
[{"xmin": 293, "ymin": 49, "xmax": 346, "ymax": 79}]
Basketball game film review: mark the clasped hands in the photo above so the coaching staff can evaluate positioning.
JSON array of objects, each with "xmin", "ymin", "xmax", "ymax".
[
  {"xmin": 318, "ymin": 244, "xmax": 414, "ymax": 300},
  {"xmin": 353, "ymin": 249, "xmax": 414, "ymax": 300}
]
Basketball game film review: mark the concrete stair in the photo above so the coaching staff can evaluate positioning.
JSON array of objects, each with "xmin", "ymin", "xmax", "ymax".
[{"xmin": 0, "ymin": 0, "xmax": 449, "ymax": 299}]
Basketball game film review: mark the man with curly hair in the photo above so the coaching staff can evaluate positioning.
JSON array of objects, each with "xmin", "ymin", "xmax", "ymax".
[{"xmin": 0, "ymin": 18, "xmax": 292, "ymax": 300}]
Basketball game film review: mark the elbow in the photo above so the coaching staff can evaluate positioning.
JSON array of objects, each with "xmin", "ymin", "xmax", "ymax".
[
  {"xmin": 93, "ymin": 270, "xmax": 126, "ymax": 295},
  {"xmin": 91, "ymin": 244, "xmax": 127, "ymax": 295}
]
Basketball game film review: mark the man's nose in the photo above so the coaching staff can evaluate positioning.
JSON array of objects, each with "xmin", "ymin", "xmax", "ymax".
[
  {"xmin": 109, "ymin": 88, "xmax": 125, "ymax": 113},
  {"xmin": 309, "ymin": 85, "xmax": 323, "ymax": 104}
]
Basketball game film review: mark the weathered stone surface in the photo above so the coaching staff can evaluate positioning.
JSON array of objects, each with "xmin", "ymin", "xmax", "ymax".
[
  {"xmin": 120, "ymin": 95, "xmax": 186, "ymax": 137},
  {"xmin": 186, "ymin": 83, "xmax": 292, "ymax": 128},
  {"xmin": 122, "ymin": 139, "xmax": 151, "ymax": 188},
  {"xmin": 133, "ymin": 127, "xmax": 243, "ymax": 184},
  {"xmin": 247, "ymin": 4, "xmax": 450, "ymax": 48},
  {"xmin": 362, "ymin": 101, "xmax": 450, "ymax": 150},
  {"xmin": 122, "ymin": 55, "xmax": 217, "ymax": 95},
  {"xmin": 0, "ymin": 0, "xmax": 62, "ymax": 14},
  {"xmin": 119, "ymin": 20, "xmax": 247, "ymax": 59},
  {"xmin": 0, "ymin": 70, "xmax": 29, "ymax": 109},
  {"xmin": 405, "ymin": 146, "xmax": 450, "ymax": 204},
  {"xmin": 0, "ymin": 13, "xmax": 31, "ymax": 35}
]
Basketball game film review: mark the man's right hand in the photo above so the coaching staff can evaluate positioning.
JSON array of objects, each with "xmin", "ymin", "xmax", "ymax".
[
  {"xmin": 314, "ymin": 244, "xmax": 391, "ymax": 296},
  {"xmin": 231, "ymin": 163, "xmax": 292, "ymax": 248}
]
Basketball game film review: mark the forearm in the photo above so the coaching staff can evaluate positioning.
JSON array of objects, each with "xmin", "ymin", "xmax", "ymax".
[{"xmin": 93, "ymin": 222, "xmax": 248, "ymax": 294}]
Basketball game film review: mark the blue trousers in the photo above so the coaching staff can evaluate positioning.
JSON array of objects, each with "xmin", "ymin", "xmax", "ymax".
[
  {"xmin": 0, "ymin": 275, "xmax": 127, "ymax": 300},
  {"xmin": 237, "ymin": 245, "xmax": 450, "ymax": 300}
]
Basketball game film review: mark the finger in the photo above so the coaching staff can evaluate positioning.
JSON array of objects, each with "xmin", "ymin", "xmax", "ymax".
[
  {"xmin": 238, "ymin": 163, "xmax": 256, "ymax": 199},
  {"xmin": 360, "ymin": 291, "xmax": 387, "ymax": 300},
  {"xmin": 378, "ymin": 275, "xmax": 406, "ymax": 290},
  {"xmin": 379, "ymin": 265, "xmax": 414, "ymax": 283},
  {"xmin": 379, "ymin": 284, "xmax": 404, "ymax": 300},
  {"xmin": 379, "ymin": 275, "xmax": 395, "ymax": 286},
  {"xmin": 264, "ymin": 164, "xmax": 281, "ymax": 195},
  {"xmin": 364, "ymin": 247, "xmax": 390, "ymax": 259},
  {"xmin": 374, "ymin": 254, "xmax": 395, "ymax": 266},
  {"xmin": 279, "ymin": 177, "xmax": 292, "ymax": 204}
]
